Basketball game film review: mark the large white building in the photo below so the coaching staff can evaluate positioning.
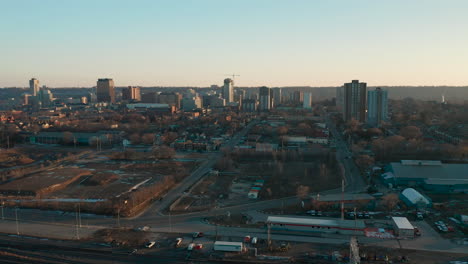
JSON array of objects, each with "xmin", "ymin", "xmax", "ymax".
[
  {"xmin": 222, "ymin": 78, "xmax": 234, "ymax": 103},
  {"xmin": 367, "ymin": 87, "xmax": 388, "ymax": 127}
]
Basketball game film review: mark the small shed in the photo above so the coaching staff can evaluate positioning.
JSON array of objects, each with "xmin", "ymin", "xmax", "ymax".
[{"xmin": 391, "ymin": 217, "xmax": 414, "ymax": 238}]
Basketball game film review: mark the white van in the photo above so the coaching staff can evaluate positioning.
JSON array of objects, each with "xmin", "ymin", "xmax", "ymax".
[{"xmin": 251, "ymin": 237, "xmax": 258, "ymax": 245}]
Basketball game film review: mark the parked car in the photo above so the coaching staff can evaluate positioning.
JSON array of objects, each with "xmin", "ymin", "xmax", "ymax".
[
  {"xmin": 194, "ymin": 244, "xmax": 203, "ymax": 250},
  {"xmin": 364, "ymin": 212, "xmax": 370, "ymax": 219},
  {"xmin": 187, "ymin": 243, "xmax": 195, "ymax": 251},
  {"xmin": 414, "ymin": 227, "xmax": 421, "ymax": 236},
  {"xmin": 251, "ymin": 237, "xmax": 258, "ymax": 245},
  {"xmin": 145, "ymin": 241, "xmax": 156, "ymax": 248},
  {"xmin": 346, "ymin": 212, "xmax": 355, "ymax": 219},
  {"xmin": 175, "ymin": 238, "xmax": 183, "ymax": 248},
  {"xmin": 416, "ymin": 212, "xmax": 424, "ymax": 220},
  {"xmin": 307, "ymin": 210, "xmax": 316, "ymax": 216},
  {"xmin": 192, "ymin": 232, "xmax": 204, "ymax": 238},
  {"xmin": 317, "ymin": 211, "xmax": 323, "ymax": 217}
]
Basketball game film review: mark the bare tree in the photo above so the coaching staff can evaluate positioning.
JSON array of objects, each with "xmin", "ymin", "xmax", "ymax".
[
  {"xmin": 62, "ymin": 132, "xmax": 74, "ymax": 145},
  {"xmin": 381, "ymin": 193, "xmax": 399, "ymax": 212},
  {"xmin": 399, "ymin": 126, "xmax": 422, "ymax": 139},
  {"xmin": 141, "ymin": 133, "xmax": 155, "ymax": 145},
  {"xmin": 296, "ymin": 185, "xmax": 310, "ymax": 200}
]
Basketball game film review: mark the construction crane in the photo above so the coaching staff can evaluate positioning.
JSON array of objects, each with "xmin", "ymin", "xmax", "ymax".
[{"xmin": 225, "ymin": 74, "xmax": 240, "ymax": 80}]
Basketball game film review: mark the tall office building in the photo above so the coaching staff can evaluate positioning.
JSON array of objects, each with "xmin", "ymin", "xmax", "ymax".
[
  {"xmin": 181, "ymin": 96, "xmax": 202, "ymax": 111},
  {"xmin": 291, "ymin": 90, "xmax": 304, "ymax": 104},
  {"xmin": 38, "ymin": 88, "xmax": 54, "ymax": 107},
  {"xmin": 29, "ymin": 78, "xmax": 40, "ymax": 96},
  {"xmin": 303, "ymin": 92, "xmax": 312, "ymax": 109},
  {"xmin": 122, "ymin": 86, "xmax": 141, "ymax": 101},
  {"xmin": 367, "ymin": 88, "xmax": 388, "ymax": 127},
  {"xmin": 222, "ymin": 78, "xmax": 234, "ymax": 103},
  {"xmin": 343, "ymin": 80, "xmax": 367, "ymax": 122},
  {"xmin": 272, "ymin": 88, "xmax": 282, "ymax": 106},
  {"xmin": 259, "ymin": 86, "xmax": 272, "ymax": 111},
  {"xmin": 336, "ymin": 86, "xmax": 344, "ymax": 111},
  {"xmin": 97, "ymin": 78, "xmax": 115, "ymax": 103},
  {"xmin": 158, "ymin": 92, "xmax": 182, "ymax": 109}
]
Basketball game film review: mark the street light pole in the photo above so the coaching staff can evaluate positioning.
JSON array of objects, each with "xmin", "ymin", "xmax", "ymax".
[
  {"xmin": 169, "ymin": 211, "xmax": 172, "ymax": 233},
  {"xmin": 75, "ymin": 205, "xmax": 80, "ymax": 240},
  {"xmin": 78, "ymin": 202, "xmax": 82, "ymax": 228},
  {"xmin": 117, "ymin": 208, "xmax": 120, "ymax": 227},
  {"xmin": 15, "ymin": 207, "xmax": 19, "ymax": 235},
  {"xmin": 1, "ymin": 201, "xmax": 4, "ymax": 220}
]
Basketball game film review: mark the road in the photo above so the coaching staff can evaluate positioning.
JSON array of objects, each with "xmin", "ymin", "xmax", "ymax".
[
  {"xmin": 326, "ymin": 113, "xmax": 366, "ymax": 193},
  {"xmin": 138, "ymin": 119, "xmax": 259, "ymax": 218}
]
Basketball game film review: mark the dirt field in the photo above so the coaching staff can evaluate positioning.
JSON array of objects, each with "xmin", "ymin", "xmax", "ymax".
[
  {"xmin": 173, "ymin": 156, "xmax": 340, "ymax": 213},
  {"xmin": 0, "ymin": 167, "xmax": 92, "ymax": 196},
  {"xmin": 242, "ymin": 160, "xmax": 340, "ymax": 199},
  {"xmin": 0, "ymin": 146, "xmax": 85, "ymax": 169},
  {"xmin": 0, "ymin": 150, "xmax": 198, "ymax": 215}
]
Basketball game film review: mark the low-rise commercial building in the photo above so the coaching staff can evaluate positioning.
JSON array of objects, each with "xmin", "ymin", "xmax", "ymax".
[{"xmin": 391, "ymin": 217, "xmax": 415, "ymax": 238}]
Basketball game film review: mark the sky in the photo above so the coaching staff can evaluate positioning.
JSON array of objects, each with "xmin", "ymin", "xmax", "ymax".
[{"xmin": 1, "ymin": 0, "xmax": 467, "ymax": 88}]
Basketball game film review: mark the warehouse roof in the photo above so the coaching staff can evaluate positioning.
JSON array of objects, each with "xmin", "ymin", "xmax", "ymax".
[
  {"xmin": 267, "ymin": 216, "xmax": 365, "ymax": 229},
  {"xmin": 401, "ymin": 188, "xmax": 431, "ymax": 206},
  {"xmin": 390, "ymin": 161, "xmax": 468, "ymax": 183},
  {"xmin": 214, "ymin": 241, "xmax": 243, "ymax": 246},
  {"xmin": 392, "ymin": 217, "xmax": 414, "ymax": 230}
]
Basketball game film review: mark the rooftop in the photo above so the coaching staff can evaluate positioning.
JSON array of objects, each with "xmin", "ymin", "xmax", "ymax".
[
  {"xmin": 214, "ymin": 241, "xmax": 243, "ymax": 246},
  {"xmin": 267, "ymin": 216, "xmax": 366, "ymax": 229},
  {"xmin": 392, "ymin": 217, "xmax": 414, "ymax": 230},
  {"xmin": 390, "ymin": 161, "xmax": 468, "ymax": 182}
]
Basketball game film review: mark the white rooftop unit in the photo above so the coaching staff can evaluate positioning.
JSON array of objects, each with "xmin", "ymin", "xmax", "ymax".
[{"xmin": 213, "ymin": 241, "xmax": 244, "ymax": 252}]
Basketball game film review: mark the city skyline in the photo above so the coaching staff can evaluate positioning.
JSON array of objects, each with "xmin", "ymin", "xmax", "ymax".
[{"xmin": 2, "ymin": 0, "xmax": 468, "ymax": 87}]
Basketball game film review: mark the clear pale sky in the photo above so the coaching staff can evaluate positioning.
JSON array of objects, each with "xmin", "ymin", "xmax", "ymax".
[{"xmin": 1, "ymin": 0, "xmax": 467, "ymax": 87}]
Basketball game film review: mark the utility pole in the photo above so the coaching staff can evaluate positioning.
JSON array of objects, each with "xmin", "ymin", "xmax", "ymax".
[
  {"xmin": 354, "ymin": 207, "xmax": 357, "ymax": 236},
  {"xmin": 78, "ymin": 202, "xmax": 82, "ymax": 228},
  {"xmin": 75, "ymin": 205, "xmax": 80, "ymax": 240},
  {"xmin": 15, "ymin": 207, "xmax": 19, "ymax": 235},
  {"xmin": 169, "ymin": 211, "xmax": 172, "ymax": 232},
  {"xmin": 341, "ymin": 178, "xmax": 345, "ymax": 220},
  {"xmin": 1, "ymin": 201, "xmax": 4, "ymax": 220},
  {"xmin": 267, "ymin": 223, "xmax": 271, "ymax": 248},
  {"xmin": 117, "ymin": 208, "xmax": 120, "ymax": 227}
]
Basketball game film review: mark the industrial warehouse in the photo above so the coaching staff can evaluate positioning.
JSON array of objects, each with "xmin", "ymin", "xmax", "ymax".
[
  {"xmin": 384, "ymin": 160, "xmax": 468, "ymax": 193},
  {"xmin": 266, "ymin": 216, "xmax": 366, "ymax": 235}
]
